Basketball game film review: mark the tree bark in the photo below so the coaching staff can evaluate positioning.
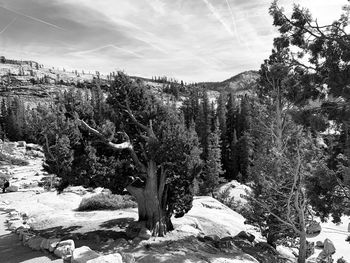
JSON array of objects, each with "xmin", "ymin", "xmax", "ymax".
[
  {"xmin": 298, "ymin": 230, "xmax": 307, "ymax": 263},
  {"xmin": 127, "ymin": 160, "xmax": 170, "ymax": 237}
]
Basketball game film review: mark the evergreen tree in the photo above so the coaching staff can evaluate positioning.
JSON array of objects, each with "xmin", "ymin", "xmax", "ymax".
[
  {"xmin": 247, "ymin": 40, "xmax": 316, "ymax": 263},
  {"xmin": 268, "ymin": 0, "xmax": 350, "ymax": 224},
  {"xmin": 225, "ymin": 93, "xmax": 239, "ymax": 179},
  {"xmin": 32, "ymin": 72, "xmax": 202, "ymax": 237},
  {"xmin": 216, "ymin": 93, "xmax": 228, "ymax": 178},
  {"xmin": 237, "ymin": 95, "xmax": 253, "ymax": 182},
  {"xmin": 200, "ymin": 119, "xmax": 224, "ymax": 195}
]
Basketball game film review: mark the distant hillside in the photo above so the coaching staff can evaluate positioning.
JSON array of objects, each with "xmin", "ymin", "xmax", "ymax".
[
  {"xmin": 200, "ymin": 70, "xmax": 259, "ymax": 95},
  {"xmin": 0, "ymin": 56, "xmax": 258, "ymax": 108}
]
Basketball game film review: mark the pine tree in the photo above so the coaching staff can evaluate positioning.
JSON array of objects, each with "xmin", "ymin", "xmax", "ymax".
[
  {"xmin": 225, "ymin": 93, "xmax": 239, "ymax": 179},
  {"xmin": 200, "ymin": 118, "xmax": 224, "ymax": 195},
  {"xmin": 237, "ymin": 95, "xmax": 253, "ymax": 182},
  {"xmin": 198, "ymin": 91, "xmax": 212, "ymax": 161}
]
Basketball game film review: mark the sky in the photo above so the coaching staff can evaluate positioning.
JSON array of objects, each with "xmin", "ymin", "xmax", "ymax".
[{"xmin": 0, "ymin": 0, "xmax": 347, "ymax": 82}]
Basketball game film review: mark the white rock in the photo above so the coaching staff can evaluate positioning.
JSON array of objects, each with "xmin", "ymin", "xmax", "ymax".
[
  {"xmin": 87, "ymin": 253, "xmax": 123, "ymax": 263},
  {"xmin": 71, "ymin": 246, "xmax": 100, "ymax": 263},
  {"xmin": 15, "ymin": 224, "xmax": 30, "ymax": 233},
  {"xmin": 48, "ymin": 238, "xmax": 62, "ymax": 252},
  {"xmin": 57, "ymin": 239, "xmax": 75, "ymax": 249},
  {"xmin": 176, "ymin": 225, "xmax": 201, "ymax": 235},
  {"xmin": 54, "ymin": 245, "xmax": 74, "ymax": 259}
]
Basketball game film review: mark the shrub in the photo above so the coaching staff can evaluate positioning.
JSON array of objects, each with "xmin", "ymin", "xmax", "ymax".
[
  {"xmin": 77, "ymin": 193, "xmax": 137, "ymax": 211},
  {"xmin": 0, "ymin": 152, "xmax": 29, "ymax": 166},
  {"xmin": 337, "ymin": 257, "xmax": 348, "ymax": 263},
  {"xmin": 216, "ymin": 187, "xmax": 252, "ymax": 218}
]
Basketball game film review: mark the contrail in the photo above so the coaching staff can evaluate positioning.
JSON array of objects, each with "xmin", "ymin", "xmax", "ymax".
[
  {"xmin": 71, "ymin": 44, "xmax": 143, "ymax": 59},
  {"xmin": 202, "ymin": 0, "xmax": 234, "ymax": 36},
  {"xmin": 0, "ymin": 5, "xmax": 64, "ymax": 30},
  {"xmin": 224, "ymin": 0, "xmax": 254, "ymax": 55},
  {"xmin": 0, "ymin": 17, "xmax": 16, "ymax": 35},
  {"xmin": 224, "ymin": 0, "xmax": 239, "ymax": 39}
]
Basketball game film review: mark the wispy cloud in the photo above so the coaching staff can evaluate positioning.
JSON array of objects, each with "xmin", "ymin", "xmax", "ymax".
[
  {"xmin": 0, "ymin": 17, "xmax": 16, "ymax": 34},
  {"xmin": 0, "ymin": 0, "xmax": 346, "ymax": 82},
  {"xmin": 0, "ymin": 4, "xmax": 64, "ymax": 30},
  {"xmin": 201, "ymin": 0, "xmax": 234, "ymax": 36},
  {"xmin": 70, "ymin": 44, "xmax": 143, "ymax": 59},
  {"xmin": 224, "ymin": 0, "xmax": 254, "ymax": 55}
]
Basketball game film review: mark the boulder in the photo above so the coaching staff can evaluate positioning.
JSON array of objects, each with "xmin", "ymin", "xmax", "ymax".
[
  {"xmin": 235, "ymin": 231, "xmax": 255, "ymax": 243},
  {"xmin": 71, "ymin": 246, "xmax": 100, "ymax": 263},
  {"xmin": 114, "ymin": 238, "xmax": 129, "ymax": 247},
  {"xmin": 255, "ymin": 242, "xmax": 279, "ymax": 255},
  {"xmin": 132, "ymin": 237, "xmax": 142, "ymax": 246},
  {"xmin": 173, "ymin": 216, "xmax": 203, "ymax": 231},
  {"xmin": 138, "ymin": 227, "xmax": 152, "ymax": 240},
  {"xmin": 17, "ymin": 229, "xmax": 30, "ymax": 241},
  {"xmin": 176, "ymin": 225, "xmax": 201, "ymax": 235},
  {"xmin": 200, "ymin": 234, "xmax": 221, "ymax": 242},
  {"xmin": 40, "ymin": 238, "xmax": 51, "ymax": 250},
  {"xmin": 57, "ymin": 239, "xmax": 75, "ymax": 249},
  {"xmin": 54, "ymin": 245, "xmax": 74, "ymax": 259},
  {"xmin": 22, "ymin": 232, "xmax": 36, "ymax": 246},
  {"xmin": 86, "ymin": 253, "xmax": 123, "ymax": 263},
  {"xmin": 28, "ymin": 236, "xmax": 45, "ymax": 251},
  {"xmin": 323, "ymin": 238, "xmax": 335, "ymax": 255},
  {"xmin": 316, "ymin": 241, "xmax": 324, "ymax": 248},
  {"xmin": 48, "ymin": 238, "xmax": 62, "ymax": 252},
  {"xmin": 306, "ymin": 221, "xmax": 321, "ymax": 235}
]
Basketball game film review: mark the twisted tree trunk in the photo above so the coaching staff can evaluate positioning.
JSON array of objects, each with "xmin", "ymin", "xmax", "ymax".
[
  {"xmin": 127, "ymin": 160, "xmax": 172, "ymax": 236},
  {"xmin": 78, "ymin": 113, "xmax": 172, "ymax": 237}
]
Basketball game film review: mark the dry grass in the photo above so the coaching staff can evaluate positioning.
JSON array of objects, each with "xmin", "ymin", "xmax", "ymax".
[{"xmin": 77, "ymin": 193, "xmax": 137, "ymax": 211}]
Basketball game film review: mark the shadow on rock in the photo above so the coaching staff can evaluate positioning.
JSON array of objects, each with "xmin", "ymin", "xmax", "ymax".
[{"xmin": 99, "ymin": 217, "xmax": 135, "ymax": 229}]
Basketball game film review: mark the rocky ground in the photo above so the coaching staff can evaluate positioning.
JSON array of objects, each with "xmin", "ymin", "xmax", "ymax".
[{"xmin": 1, "ymin": 141, "xmax": 349, "ymax": 262}]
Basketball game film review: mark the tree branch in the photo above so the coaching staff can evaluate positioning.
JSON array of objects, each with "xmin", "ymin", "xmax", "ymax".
[
  {"xmin": 78, "ymin": 118, "xmax": 147, "ymax": 173},
  {"xmin": 250, "ymin": 196, "xmax": 300, "ymax": 234}
]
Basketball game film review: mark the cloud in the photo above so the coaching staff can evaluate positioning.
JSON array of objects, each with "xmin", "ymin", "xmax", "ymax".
[
  {"xmin": 69, "ymin": 44, "xmax": 144, "ymax": 59},
  {"xmin": 201, "ymin": 0, "xmax": 234, "ymax": 37},
  {"xmin": 0, "ymin": 17, "xmax": 16, "ymax": 34},
  {"xmin": 0, "ymin": 0, "xmax": 346, "ymax": 82},
  {"xmin": 0, "ymin": 3, "xmax": 64, "ymax": 30}
]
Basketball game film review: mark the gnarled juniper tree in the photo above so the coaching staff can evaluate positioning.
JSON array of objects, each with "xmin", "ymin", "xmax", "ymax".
[{"xmin": 29, "ymin": 72, "xmax": 202, "ymax": 237}]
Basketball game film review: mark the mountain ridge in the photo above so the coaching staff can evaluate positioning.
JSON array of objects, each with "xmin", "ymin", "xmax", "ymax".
[{"xmin": 0, "ymin": 56, "xmax": 259, "ymax": 105}]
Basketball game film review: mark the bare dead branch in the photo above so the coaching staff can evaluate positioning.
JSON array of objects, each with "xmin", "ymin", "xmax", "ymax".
[{"xmin": 78, "ymin": 119, "xmax": 147, "ymax": 173}]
